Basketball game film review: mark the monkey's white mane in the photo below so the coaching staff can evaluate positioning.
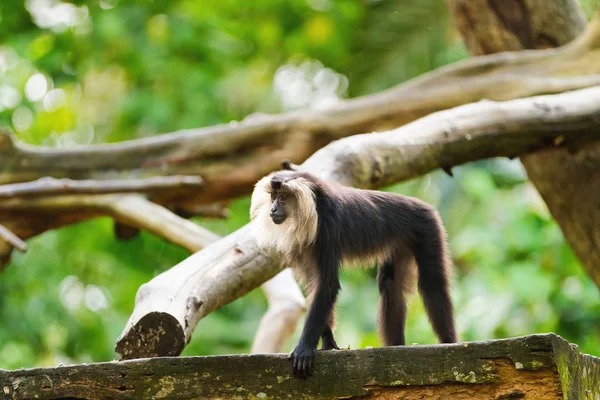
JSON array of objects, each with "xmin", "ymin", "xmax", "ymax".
[{"xmin": 250, "ymin": 171, "xmax": 318, "ymax": 256}]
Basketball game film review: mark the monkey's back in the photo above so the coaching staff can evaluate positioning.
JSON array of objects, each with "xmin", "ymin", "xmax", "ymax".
[{"xmin": 316, "ymin": 186, "xmax": 428, "ymax": 267}]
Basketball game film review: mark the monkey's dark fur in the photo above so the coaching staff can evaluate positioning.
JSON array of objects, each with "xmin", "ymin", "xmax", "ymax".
[{"xmin": 250, "ymin": 170, "xmax": 457, "ymax": 379}]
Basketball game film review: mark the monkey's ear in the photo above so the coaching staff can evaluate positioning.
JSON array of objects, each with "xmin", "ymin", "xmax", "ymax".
[{"xmin": 281, "ymin": 159, "xmax": 300, "ymax": 171}]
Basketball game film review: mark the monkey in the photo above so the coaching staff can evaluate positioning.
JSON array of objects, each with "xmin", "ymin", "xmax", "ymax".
[{"xmin": 249, "ymin": 170, "xmax": 457, "ymax": 379}]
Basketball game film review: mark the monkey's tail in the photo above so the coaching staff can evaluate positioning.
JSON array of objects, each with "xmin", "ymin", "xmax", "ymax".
[{"xmin": 412, "ymin": 207, "xmax": 457, "ymax": 343}]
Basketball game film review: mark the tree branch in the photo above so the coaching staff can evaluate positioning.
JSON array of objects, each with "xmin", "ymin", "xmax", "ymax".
[
  {"xmin": 171, "ymin": 203, "xmax": 230, "ymax": 219},
  {"xmin": 0, "ymin": 224, "xmax": 27, "ymax": 253},
  {"xmin": 0, "ymin": 176, "xmax": 203, "ymax": 199},
  {"xmin": 103, "ymin": 196, "xmax": 307, "ymax": 355},
  {"xmin": 0, "ymin": 191, "xmax": 306, "ymax": 352},
  {"xmin": 2, "ymin": 12, "xmax": 600, "ymax": 264},
  {"xmin": 115, "ymin": 85, "xmax": 600, "ymax": 359},
  {"xmin": 97, "ymin": 195, "xmax": 221, "ymax": 251},
  {"xmin": 2, "ymin": 11, "xmax": 600, "ymax": 207}
]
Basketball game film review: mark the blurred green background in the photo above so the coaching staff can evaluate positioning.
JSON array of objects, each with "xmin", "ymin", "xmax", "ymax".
[{"xmin": 1, "ymin": 0, "xmax": 599, "ymax": 369}]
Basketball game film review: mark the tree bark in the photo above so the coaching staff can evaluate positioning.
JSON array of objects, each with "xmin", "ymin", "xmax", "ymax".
[
  {"xmin": 115, "ymin": 86, "xmax": 600, "ymax": 359},
  {"xmin": 446, "ymin": 0, "xmax": 600, "ymax": 297},
  {"xmin": 4, "ymin": 334, "xmax": 599, "ymax": 399}
]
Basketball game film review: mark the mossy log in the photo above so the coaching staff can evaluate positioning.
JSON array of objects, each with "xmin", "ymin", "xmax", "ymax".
[{"xmin": 2, "ymin": 334, "xmax": 598, "ymax": 400}]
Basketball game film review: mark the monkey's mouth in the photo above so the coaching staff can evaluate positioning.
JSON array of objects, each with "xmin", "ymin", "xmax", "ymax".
[{"xmin": 271, "ymin": 215, "xmax": 286, "ymax": 225}]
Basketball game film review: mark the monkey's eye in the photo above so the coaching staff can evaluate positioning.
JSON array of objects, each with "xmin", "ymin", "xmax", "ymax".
[
  {"xmin": 270, "ymin": 192, "xmax": 276, "ymax": 200},
  {"xmin": 280, "ymin": 194, "xmax": 287, "ymax": 201}
]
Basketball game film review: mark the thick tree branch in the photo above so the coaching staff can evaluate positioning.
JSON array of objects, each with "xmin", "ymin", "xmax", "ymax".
[
  {"xmin": 0, "ymin": 194, "xmax": 216, "ymax": 265},
  {"xmin": 107, "ymin": 195, "xmax": 307, "ymax": 355},
  {"xmin": 115, "ymin": 85, "xmax": 600, "ymax": 359},
  {"xmin": 447, "ymin": 2, "xmax": 600, "ymax": 295},
  {"xmin": 0, "ymin": 191, "xmax": 306, "ymax": 352},
  {"xmin": 2, "ymin": 11, "xmax": 600, "ymax": 207}
]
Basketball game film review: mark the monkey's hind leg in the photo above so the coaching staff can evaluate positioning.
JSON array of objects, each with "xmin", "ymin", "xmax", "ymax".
[
  {"xmin": 376, "ymin": 248, "xmax": 415, "ymax": 346},
  {"xmin": 413, "ymin": 211, "xmax": 457, "ymax": 344},
  {"xmin": 305, "ymin": 283, "xmax": 339, "ymax": 351},
  {"xmin": 320, "ymin": 311, "xmax": 340, "ymax": 350}
]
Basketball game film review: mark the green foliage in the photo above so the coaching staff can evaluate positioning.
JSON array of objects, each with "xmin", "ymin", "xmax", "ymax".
[
  {"xmin": 1, "ymin": 0, "xmax": 599, "ymax": 371},
  {"xmin": 0, "ymin": 0, "xmax": 365, "ymax": 144}
]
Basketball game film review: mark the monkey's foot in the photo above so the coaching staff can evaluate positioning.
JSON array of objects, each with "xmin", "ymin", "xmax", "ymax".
[
  {"xmin": 287, "ymin": 344, "xmax": 316, "ymax": 379},
  {"xmin": 320, "ymin": 328, "xmax": 340, "ymax": 351},
  {"xmin": 320, "ymin": 340, "xmax": 340, "ymax": 351}
]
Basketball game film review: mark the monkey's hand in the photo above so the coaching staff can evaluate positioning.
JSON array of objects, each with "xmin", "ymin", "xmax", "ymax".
[{"xmin": 287, "ymin": 343, "xmax": 316, "ymax": 379}]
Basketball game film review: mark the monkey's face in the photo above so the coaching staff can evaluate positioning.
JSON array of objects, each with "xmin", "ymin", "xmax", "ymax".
[
  {"xmin": 269, "ymin": 189, "xmax": 294, "ymax": 225},
  {"xmin": 250, "ymin": 172, "xmax": 319, "ymax": 253}
]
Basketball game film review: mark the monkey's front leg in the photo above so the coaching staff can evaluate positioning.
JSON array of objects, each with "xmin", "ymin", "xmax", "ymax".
[{"xmin": 288, "ymin": 273, "xmax": 340, "ymax": 379}]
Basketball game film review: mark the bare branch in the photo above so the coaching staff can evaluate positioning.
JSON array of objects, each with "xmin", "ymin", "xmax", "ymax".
[
  {"xmin": 97, "ymin": 195, "xmax": 220, "ymax": 250},
  {"xmin": 115, "ymin": 85, "xmax": 600, "ymax": 359},
  {"xmin": 0, "ymin": 176, "xmax": 203, "ymax": 199},
  {"xmin": 170, "ymin": 203, "xmax": 230, "ymax": 219},
  {"xmin": 104, "ymin": 196, "xmax": 306, "ymax": 354},
  {"xmin": 0, "ymin": 224, "xmax": 27, "ymax": 252}
]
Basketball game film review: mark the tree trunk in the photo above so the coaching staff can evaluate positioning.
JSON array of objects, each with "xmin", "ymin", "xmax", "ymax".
[{"xmin": 447, "ymin": 0, "xmax": 600, "ymax": 289}]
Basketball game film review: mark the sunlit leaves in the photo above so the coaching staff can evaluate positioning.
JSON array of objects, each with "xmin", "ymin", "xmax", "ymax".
[
  {"xmin": 304, "ymin": 14, "xmax": 334, "ymax": 45},
  {"xmin": 26, "ymin": 33, "xmax": 55, "ymax": 60}
]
